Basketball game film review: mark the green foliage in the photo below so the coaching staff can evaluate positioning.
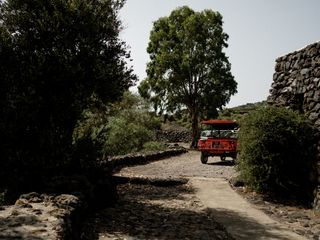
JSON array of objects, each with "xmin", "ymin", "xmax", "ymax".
[
  {"xmin": 0, "ymin": 0, "xmax": 135, "ymax": 198},
  {"xmin": 74, "ymin": 92, "xmax": 162, "ymax": 157},
  {"xmin": 102, "ymin": 114, "xmax": 154, "ymax": 156},
  {"xmin": 142, "ymin": 141, "xmax": 167, "ymax": 152},
  {"xmin": 218, "ymin": 101, "xmax": 267, "ymax": 121},
  {"xmin": 139, "ymin": 6, "xmax": 237, "ymax": 146},
  {"xmin": 237, "ymin": 105, "xmax": 316, "ymax": 201}
]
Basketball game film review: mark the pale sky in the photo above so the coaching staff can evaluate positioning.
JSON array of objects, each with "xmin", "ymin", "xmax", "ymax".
[{"xmin": 119, "ymin": 0, "xmax": 320, "ymax": 107}]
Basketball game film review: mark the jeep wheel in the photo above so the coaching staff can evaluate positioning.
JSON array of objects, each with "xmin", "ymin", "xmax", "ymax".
[
  {"xmin": 201, "ymin": 153, "xmax": 208, "ymax": 164},
  {"xmin": 220, "ymin": 156, "xmax": 226, "ymax": 161}
]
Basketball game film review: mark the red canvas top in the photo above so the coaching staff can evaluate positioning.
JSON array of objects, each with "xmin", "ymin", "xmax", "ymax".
[{"xmin": 200, "ymin": 120, "xmax": 238, "ymax": 129}]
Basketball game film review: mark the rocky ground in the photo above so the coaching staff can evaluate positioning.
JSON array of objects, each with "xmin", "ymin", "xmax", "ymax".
[
  {"xmin": 233, "ymin": 186, "xmax": 320, "ymax": 240},
  {"xmin": 0, "ymin": 192, "xmax": 80, "ymax": 240},
  {"xmin": 82, "ymin": 183, "xmax": 233, "ymax": 240},
  {"xmin": 82, "ymin": 149, "xmax": 320, "ymax": 240}
]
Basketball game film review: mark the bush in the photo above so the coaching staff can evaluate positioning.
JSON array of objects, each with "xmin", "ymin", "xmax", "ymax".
[
  {"xmin": 142, "ymin": 141, "xmax": 167, "ymax": 152},
  {"xmin": 73, "ymin": 92, "xmax": 162, "ymax": 157},
  {"xmin": 237, "ymin": 105, "xmax": 316, "ymax": 202},
  {"xmin": 102, "ymin": 115, "xmax": 155, "ymax": 156}
]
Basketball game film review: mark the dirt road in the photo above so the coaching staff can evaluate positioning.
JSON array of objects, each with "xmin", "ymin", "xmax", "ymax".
[
  {"xmin": 81, "ymin": 150, "xmax": 311, "ymax": 240},
  {"xmin": 117, "ymin": 149, "xmax": 236, "ymax": 179}
]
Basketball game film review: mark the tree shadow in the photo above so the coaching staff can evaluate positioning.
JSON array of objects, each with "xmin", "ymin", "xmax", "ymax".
[
  {"xmin": 113, "ymin": 175, "xmax": 189, "ymax": 188},
  {"xmin": 82, "ymin": 182, "xmax": 303, "ymax": 240},
  {"xmin": 81, "ymin": 183, "xmax": 233, "ymax": 239},
  {"xmin": 0, "ymin": 215, "xmax": 45, "ymax": 240},
  {"xmin": 116, "ymin": 183, "xmax": 195, "ymax": 201}
]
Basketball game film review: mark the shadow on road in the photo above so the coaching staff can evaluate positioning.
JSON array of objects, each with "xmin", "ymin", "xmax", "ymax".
[
  {"xmin": 81, "ymin": 183, "xmax": 232, "ymax": 240},
  {"xmin": 81, "ymin": 181, "xmax": 299, "ymax": 240},
  {"xmin": 207, "ymin": 160, "xmax": 235, "ymax": 166}
]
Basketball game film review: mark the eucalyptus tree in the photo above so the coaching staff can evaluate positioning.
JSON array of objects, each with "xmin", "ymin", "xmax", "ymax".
[{"xmin": 139, "ymin": 6, "xmax": 237, "ymax": 147}]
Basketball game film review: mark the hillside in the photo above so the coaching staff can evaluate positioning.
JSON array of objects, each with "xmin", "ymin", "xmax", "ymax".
[{"xmin": 219, "ymin": 101, "xmax": 267, "ymax": 121}]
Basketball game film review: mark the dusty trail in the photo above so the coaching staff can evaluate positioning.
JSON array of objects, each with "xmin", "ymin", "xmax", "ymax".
[{"xmin": 82, "ymin": 150, "xmax": 311, "ymax": 240}]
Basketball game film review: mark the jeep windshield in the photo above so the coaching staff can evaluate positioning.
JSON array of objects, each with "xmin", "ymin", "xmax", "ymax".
[
  {"xmin": 199, "ymin": 120, "xmax": 239, "ymax": 139},
  {"xmin": 200, "ymin": 129, "xmax": 237, "ymax": 139}
]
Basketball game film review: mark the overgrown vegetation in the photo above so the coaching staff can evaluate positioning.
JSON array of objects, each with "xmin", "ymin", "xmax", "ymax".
[
  {"xmin": 0, "ymin": 0, "xmax": 135, "ymax": 203},
  {"xmin": 74, "ymin": 92, "xmax": 164, "ymax": 158},
  {"xmin": 237, "ymin": 105, "xmax": 317, "ymax": 203},
  {"xmin": 218, "ymin": 101, "xmax": 267, "ymax": 121}
]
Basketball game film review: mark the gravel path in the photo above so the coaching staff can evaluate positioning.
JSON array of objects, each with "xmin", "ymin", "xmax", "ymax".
[
  {"xmin": 81, "ymin": 149, "xmax": 320, "ymax": 240},
  {"xmin": 116, "ymin": 149, "xmax": 236, "ymax": 179},
  {"xmin": 81, "ymin": 150, "xmax": 235, "ymax": 240},
  {"xmin": 82, "ymin": 183, "xmax": 233, "ymax": 240}
]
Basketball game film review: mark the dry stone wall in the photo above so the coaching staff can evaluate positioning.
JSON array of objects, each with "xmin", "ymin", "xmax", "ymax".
[
  {"xmin": 156, "ymin": 130, "xmax": 192, "ymax": 143},
  {"xmin": 267, "ymin": 41, "xmax": 320, "ymax": 210},
  {"xmin": 0, "ymin": 192, "xmax": 82, "ymax": 239},
  {"xmin": 268, "ymin": 41, "xmax": 320, "ymax": 118},
  {"xmin": 101, "ymin": 147, "xmax": 188, "ymax": 171},
  {"xmin": 0, "ymin": 147, "xmax": 187, "ymax": 240}
]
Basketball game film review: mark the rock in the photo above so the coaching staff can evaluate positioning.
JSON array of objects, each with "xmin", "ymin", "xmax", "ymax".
[
  {"xmin": 288, "ymin": 212, "xmax": 307, "ymax": 219},
  {"xmin": 0, "ymin": 191, "xmax": 85, "ymax": 240},
  {"xmin": 229, "ymin": 175, "xmax": 245, "ymax": 187},
  {"xmin": 20, "ymin": 192, "xmax": 43, "ymax": 203},
  {"xmin": 156, "ymin": 130, "xmax": 192, "ymax": 143},
  {"xmin": 54, "ymin": 194, "xmax": 79, "ymax": 209},
  {"xmin": 14, "ymin": 199, "xmax": 33, "ymax": 208},
  {"xmin": 313, "ymin": 103, "xmax": 320, "ymax": 113},
  {"xmin": 314, "ymin": 90, "xmax": 320, "ymax": 100},
  {"xmin": 305, "ymin": 90, "xmax": 314, "ymax": 98},
  {"xmin": 300, "ymin": 68, "xmax": 310, "ymax": 75},
  {"xmin": 309, "ymin": 112, "xmax": 319, "ymax": 121}
]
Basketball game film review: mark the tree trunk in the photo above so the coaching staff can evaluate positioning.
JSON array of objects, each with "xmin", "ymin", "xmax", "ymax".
[{"xmin": 190, "ymin": 108, "xmax": 199, "ymax": 148}]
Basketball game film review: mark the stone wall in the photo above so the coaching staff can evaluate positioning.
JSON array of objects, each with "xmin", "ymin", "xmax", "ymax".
[
  {"xmin": 100, "ymin": 147, "xmax": 188, "ymax": 171},
  {"xmin": 267, "ymin": 41, "xmax": 320, "ymax": 210},
  {"xmin": 0, "ymin": 192, "xmax": 83, "ymax": 239},
  {"xmin": 0, "ymin": 147, "xmax": 187, "ymax": 239},
  {"xmin": 156, "ymin": 130, "xmax": 192, "ymax": 143}
]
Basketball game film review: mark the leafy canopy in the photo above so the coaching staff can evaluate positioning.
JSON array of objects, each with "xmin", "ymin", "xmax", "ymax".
[
  {"xmin": 139, "ymin": 6, "xmax": 237, "ymax": 117},
  {"xmin": 139, "ymin": 6, "xmax": 237, "ymax": 146},
  {"xmin": 0, "ymin": 0, "xmax": 136, "ymax": 197}
]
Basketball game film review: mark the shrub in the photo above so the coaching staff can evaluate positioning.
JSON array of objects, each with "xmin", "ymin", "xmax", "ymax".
[
  {"xmin": 237, "ymin": 105, "xmax": 316, "ymax": 201},
  {"xmin": 142, "ymin": 141, "xmax": 167, "ymax": 152},
  {"xmin": 73, "ymin": 92, "xmax": 162, "ymax": 157},
  {"xmin": 102, "ymin": 115, "xmax": 155, "ymax": 156}
]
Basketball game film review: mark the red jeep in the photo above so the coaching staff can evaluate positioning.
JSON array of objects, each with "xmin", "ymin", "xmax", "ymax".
[{"xmin": 197, "ymin": 120, "xmax": 239, "ymax": 164}]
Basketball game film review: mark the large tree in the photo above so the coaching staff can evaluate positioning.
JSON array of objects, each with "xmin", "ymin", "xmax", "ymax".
[
  {"xmin": 0, "ymin": 0, "xmax": 136, "ymax": 195},
  {"xmin": 139, "ymin": 6, "xmax": 237, "ymax": 147}
]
